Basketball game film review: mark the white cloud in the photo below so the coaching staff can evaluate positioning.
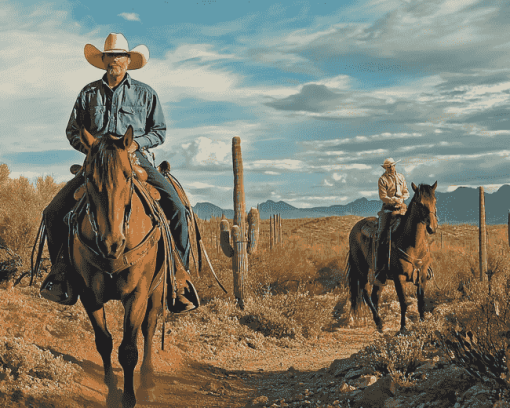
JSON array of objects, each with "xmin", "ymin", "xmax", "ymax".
[
  {"xmin": 359, "ymin": 190, "xmax": 378, "ymax": 197},
  {"xmin": 332, "ymin": 173, "xmax": 346, "ymax": 182},
  {"xmin": 118, "ymin": 13, "xmax": 141, "ymax": 22},
  {"xmin": 248, "ymin": 159, "xmax": 304, "ymax": 171},
  {"xmin": 179, "ymin": 137, "xmax": 231, "ymax": 167}
]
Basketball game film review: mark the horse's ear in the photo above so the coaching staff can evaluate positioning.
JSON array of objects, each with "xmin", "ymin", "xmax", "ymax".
[
  {"xmin": 80, "ymin": 127, "xmax": 96, "ymax": 151},
  {"xmin": 123, "ymin": 126, "xmax": 134, "ymax": 150},
  {"xmin": 412, "ymin": 182, "xmax": 418, "ymax": 193},
  {"xmin": 432, "ymin": 181, "xmax": 438, "ymax": 192}
]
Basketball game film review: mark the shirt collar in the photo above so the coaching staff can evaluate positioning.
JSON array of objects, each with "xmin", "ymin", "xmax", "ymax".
[{"xmin": 101, "ymin": 72, "xmax": 132, "ymax": 89}]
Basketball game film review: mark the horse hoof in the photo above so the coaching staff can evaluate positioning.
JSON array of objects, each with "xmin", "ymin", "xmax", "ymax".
[
  {"xmin": 122, "ymin": 394, "xmax": 136, "ymax": 408},
  {"xmin": 137, "ymin": 385, "xmax": 157, "ymax": 403},
  {"xmin": 106, "ymin": 387, "xmax": 123, "ymax": 408},
  {"xmin": 396, "ymin": 329, "xmax": 409, "ymax": 337}
]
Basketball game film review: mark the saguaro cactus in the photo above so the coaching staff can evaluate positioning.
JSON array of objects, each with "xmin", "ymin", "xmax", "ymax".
[{"xmin": 220, "ymin": 137, "xmax": 259, "ymax": 309}]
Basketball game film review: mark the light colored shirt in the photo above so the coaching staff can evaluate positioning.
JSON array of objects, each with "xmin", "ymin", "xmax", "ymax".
[
  {"xmin": 378, "ymin": 172, "xmax": 410, "ymax": 205},
  {"xmin": 66, "ymin": 73, "xmax": 166, "ymax": 154}
]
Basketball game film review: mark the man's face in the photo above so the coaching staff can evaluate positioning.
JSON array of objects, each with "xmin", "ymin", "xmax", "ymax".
[
  {"xmin": 102, "ymin": 53, "xmax": 131, "ymax": 77},
  {"xmin": 385, "ymin": 164, "xmax": 396, "ymax": 175}
]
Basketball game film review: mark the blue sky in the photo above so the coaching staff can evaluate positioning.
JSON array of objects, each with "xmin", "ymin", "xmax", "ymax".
[{"xmin": 2, "ymin": 0, "xmax": 510, "ymax": 209}]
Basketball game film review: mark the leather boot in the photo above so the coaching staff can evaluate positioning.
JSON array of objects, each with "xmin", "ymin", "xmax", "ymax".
[
  {"xmin": 168, "ymin": 265, "xmax": 200, "ymax": 313},
  {"xmin": 40, "ymin": 248, "xmax": 79, "ymax": 305},
  {"xmin": 175, "ymin": 286, "xmax": 195, "ymax": 312}
]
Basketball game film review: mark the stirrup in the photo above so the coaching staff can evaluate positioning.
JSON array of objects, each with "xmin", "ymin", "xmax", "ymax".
[{"xmin": 40, "ymin": 250, "xmax": 79, "ymax": 305}]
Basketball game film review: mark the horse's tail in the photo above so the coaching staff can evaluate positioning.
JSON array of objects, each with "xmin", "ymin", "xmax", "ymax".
[{"xmin": 347, "ymin": 250, "xmax": 364, "ymax": 314}]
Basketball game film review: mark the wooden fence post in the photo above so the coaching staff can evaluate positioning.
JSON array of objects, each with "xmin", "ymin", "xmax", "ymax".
[
  {"xmin": 278, "ymin": 214, "xmax": 282, "ymax": 245},
  {"xmin": 479, "ymin": 187, "xmax": 487, "ymax": 282},
  {"xmin": 270, "ymin": 215, "xmax": 274, "ymax": 250},
  {"xmin": 508, "ymin": 210, "xmax": 510, "ymax": 247}
]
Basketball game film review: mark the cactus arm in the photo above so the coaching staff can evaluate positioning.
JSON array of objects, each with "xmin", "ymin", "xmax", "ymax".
[
  {"xmin": 220, "ymin": 215, "xmax": 234, "ymax": 258},
  {"xmin": 247, "ymin": 207, "xmax": 259, "ymax": 255}
]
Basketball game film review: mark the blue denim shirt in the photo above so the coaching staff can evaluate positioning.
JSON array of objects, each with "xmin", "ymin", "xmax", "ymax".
[{"xmin": 66, "ymin": 73, "xmax": 166, "ymax": 154}]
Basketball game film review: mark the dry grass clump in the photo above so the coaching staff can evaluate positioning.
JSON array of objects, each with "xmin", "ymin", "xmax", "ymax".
[
  {"xmin": 0, "ymin": 164, "xmax": 64, "ymax": 283},
  {"xmin": 166, "ymin": 292, "xmax": 344, "ymax": 348},
  {"xmin": 356, "ymin": 314, "xmax": 447, "ymax": 386},
  {"xmin": 0, "ymin": 336, "xmax": 80, "ymax": 407},
  {"xmin": 0, "ymin": 336, "xmax": 77, "ymax": 383}
]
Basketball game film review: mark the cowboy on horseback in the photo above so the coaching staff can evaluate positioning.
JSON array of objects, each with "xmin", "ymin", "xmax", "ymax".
[
  {"xmin": 374, "ymin": 157, "xmax": 409, "ymax": 282},
  {"xmin": 41, "ymin": 33, "xmax": 195, "ymax": 311}
]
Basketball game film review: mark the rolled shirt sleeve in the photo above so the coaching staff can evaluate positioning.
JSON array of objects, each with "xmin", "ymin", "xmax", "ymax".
[
  {"xmin": 66, "ymin": 93, "xmax": 88, "ymax": 154},
  {"xmin": 136, "ymin": 91, "xmax": 166, "ymax": 150},
  {"xmin": 400, "ymin": 175, "xmax": 410, "ymax": 201}
]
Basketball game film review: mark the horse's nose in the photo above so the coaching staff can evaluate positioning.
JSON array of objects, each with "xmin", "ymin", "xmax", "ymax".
[{"xmin": 99, "ymin": 235, "xmax": 126, "ymax": 259}]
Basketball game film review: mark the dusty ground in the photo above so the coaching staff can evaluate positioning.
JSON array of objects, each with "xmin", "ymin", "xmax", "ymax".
[
  {"xmin": 1, "ymin": 216, "xmax": 509, "ymax": 407},
  {"xmin": 0, "ymin": 283, "xmax": 379, "ymax": 408},
  {"xmin": 2, "ymin": 283, "xmax": 507, "ymax": 408}
]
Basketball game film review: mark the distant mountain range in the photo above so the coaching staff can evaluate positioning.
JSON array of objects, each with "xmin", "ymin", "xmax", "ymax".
[{"xmin": 192, "ymin": 184, "xmax": 510, "ymax": 225}]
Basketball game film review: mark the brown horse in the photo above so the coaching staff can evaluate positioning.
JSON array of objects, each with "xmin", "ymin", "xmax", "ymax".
[
  {"xmin": 347, "ymin": 181, "xmax": 438, "ymax": 334},
  {"xmin": 71, "ymin": 126, "xmax": 166, "ymax": 408}
]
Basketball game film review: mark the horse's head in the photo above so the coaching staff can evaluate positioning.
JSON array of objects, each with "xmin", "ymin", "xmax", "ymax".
[
  {"xmin": 80, "ymin": 126, "xmax": 135, "ymax": 259},
  {"xmin": 411, "ymin": 181, "xmax": 438, "ymax": 234}
]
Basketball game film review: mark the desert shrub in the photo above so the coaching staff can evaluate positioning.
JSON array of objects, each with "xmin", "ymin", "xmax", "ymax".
[
  {"xmin": 166, "ymin": 293, "xmax": 341, "ymax": 343},
  {"xmin": 434, "ymin": 249, "xmax": 510, "ymax": 384},
  {"xmin": 0, "ymin": 336, "xmax": 78, "ymax": 384},
  {"xmin": 0, "ymin": 165, "xmax": 64, "ymax": 275},
  {"xmin": 243, "ymin": 292, "xmax": 341, "ymax": 339},
  {"xmin": 357, "ymin": 315, "xmax": 447, "ymax": 386}
]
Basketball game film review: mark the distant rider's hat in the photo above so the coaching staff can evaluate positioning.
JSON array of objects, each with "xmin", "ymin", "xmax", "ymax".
[
  {"xmin": 84, "ymin": 33, "xmax": 149, "ymax": 70},
  {"xmin": 381, "ymin": 158, "xmax": 401, "ymax": 168}
]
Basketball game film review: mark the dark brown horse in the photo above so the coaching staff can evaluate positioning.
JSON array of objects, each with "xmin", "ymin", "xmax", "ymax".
[
  {"xmin": 72, "ymin": 126, "xmax": 166, "ymax": 408},
  {"xmin": 347, "ymin": 182, "xmax": 438, "ymax": 334}
]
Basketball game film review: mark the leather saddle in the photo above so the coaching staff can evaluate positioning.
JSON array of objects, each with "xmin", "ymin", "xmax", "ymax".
[{"xmin": 361, "ymin": 215, "xmax": 402, "ymax": 239}]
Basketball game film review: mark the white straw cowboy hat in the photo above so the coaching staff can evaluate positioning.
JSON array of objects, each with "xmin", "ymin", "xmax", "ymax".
[
  {"xmin": 381, "ymin": 158, "xmax": 401, "ymax": 168},
  {"xmin": 84, "ymin": 33, "xmax": 149, "ymax": 70}
]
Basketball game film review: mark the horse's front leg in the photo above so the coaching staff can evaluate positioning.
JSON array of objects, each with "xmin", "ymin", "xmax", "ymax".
[
  {"xmin": 141, "ymin": 287, "xmax": 163, "ymax": 387},
  {"xmin": 394, "ymin": 274, "xmax": 409, "ymax": 335},
  {"xmin": 417, "ymin": 278, "xmax": 428, "ymax": 322},
  {"xmin": 119, "ymin": 293, "xmax": 149, "ymax": 408},
  {"xmin": 137, "ymin": 285, "xmax": 163, "ymax": 403},
  {"xmin": 81, "ymin": 294, "xmax": 117, "ymax": 391}
]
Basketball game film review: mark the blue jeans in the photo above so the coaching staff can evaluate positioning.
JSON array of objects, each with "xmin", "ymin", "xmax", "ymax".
[{"xmin": 43, "ymin": 151, "xmax": 190, "ymax": 270}]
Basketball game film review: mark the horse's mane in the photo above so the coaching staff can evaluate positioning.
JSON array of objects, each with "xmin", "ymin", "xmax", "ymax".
[{"xmin": 88, "ymin": 137, "xmax": 127, "ymax": 192}]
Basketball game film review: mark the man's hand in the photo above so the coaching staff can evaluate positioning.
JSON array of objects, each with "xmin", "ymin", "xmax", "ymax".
[{"xmin": 128, "ymin": 140, "xmax": 139, "ymax": 154}]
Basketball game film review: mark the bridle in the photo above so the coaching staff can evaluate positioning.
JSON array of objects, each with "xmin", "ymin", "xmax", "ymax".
[
  {"xmin": 83, "ymin": 154, "xmax": 135, "ymax": 247},
  {"xmin": 415, "ymin": 199, "xmax": 437, "ymax": 227}
]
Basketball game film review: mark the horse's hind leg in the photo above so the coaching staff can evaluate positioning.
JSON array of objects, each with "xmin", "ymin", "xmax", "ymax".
[
  {"xmin": 362, "ymin": 282, "xmax": 383, "ymax": 332},
  {"xmin": 369, "ymin": 283, "xmax": 384, "ymax": 331},
  {"xmin": 119, "ymin": 294, "xmax": 149, "ymax": 408},
  {"xmin": 81, "ymin": 297, "xmax": 117, "ymax": 391}
]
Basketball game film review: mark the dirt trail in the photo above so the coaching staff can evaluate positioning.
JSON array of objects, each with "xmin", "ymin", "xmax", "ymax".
[
  {"xmin": 0, "ymin": 284, "xmax": 379, "ymax": 408},
  {"xmin": 65, "ymin": 326, "xmax": 375, "ymax": 407}
]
